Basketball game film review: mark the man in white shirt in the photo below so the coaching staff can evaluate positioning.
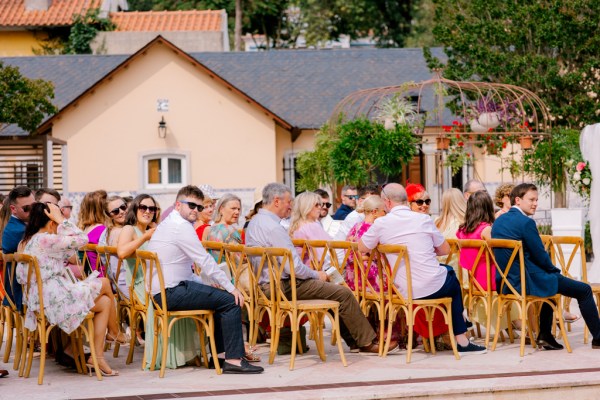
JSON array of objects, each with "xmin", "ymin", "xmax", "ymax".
[
  {"xmin": 315, "ymin": 189, "xmax": 340, "ymax": 237},
  {"xmin": 358, "ymin": 183, "xmax": 486, "ymax": 355},
  {"xmin": 148, "ymin": 185, "xmax": 263, "ymax": 374}
]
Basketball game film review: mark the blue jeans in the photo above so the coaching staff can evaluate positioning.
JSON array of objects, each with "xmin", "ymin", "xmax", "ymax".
[
  {"xmin": 539, "ymin": 274, "xmax": 600, "ymax": 340},
  {"xmin": 154, "ymin": 280, "xmax": 245, "ymax": 359},
  {"xmin": 417, "ymin": 266, "xmax": 467, "ymax": 336}
]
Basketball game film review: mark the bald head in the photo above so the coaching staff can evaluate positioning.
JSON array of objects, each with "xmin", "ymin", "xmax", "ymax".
[{"xmin": 381, "ymin": 183, "xmax": 408, "ymax": 208}]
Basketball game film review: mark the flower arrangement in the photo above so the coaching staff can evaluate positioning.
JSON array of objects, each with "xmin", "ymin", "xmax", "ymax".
[
  {"xmin": 570, "ymin": 161, "xmax": 592, "ymax": 199},
  {"xmin": 442, "ymin": 121, "xmax": 471, "ymax": 173}
]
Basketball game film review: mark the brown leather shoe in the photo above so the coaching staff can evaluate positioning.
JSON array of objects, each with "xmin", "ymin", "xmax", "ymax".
[
  {"xmin": 0, "ymin": 369, "xmax": 8, "ymax": 378},
  {"xmin": 360, "ymin": 340, "xmax": 399, "ymax": 354}
]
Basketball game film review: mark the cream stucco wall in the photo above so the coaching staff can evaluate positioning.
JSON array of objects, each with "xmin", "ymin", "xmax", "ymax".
[
  {"xmin": 0, "ymin": 30, "xmax": 46, "ymax": 56},
  {"xmin": 275, "ymin": 127, "xmax": 317, "ymax": 187},
  {"xmin": 51, "ymin": 41, "xmax": 279, "ymax": 193}
]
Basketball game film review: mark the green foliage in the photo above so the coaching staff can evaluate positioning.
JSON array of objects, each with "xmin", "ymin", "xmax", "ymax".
[
  {"xmin": 522, "ymin": 128, "xmax": 581, "ymax": 193},
  {"xmin": 427, "ymin": 0, "xmax": 600, "ymax": 129},
  {"xmin": 64, "ymin": 8, "xmax": 115, "ymax": 54},
  {"xmin": 295, "ymin": 119, "xmax": 418, "ymax": 190},
  {"xmin": 0, "ymin": 62, "xmax": 57, "ymax": 133}
]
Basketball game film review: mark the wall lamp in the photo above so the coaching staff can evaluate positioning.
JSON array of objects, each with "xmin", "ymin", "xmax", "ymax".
[{"xmin": 158, "ymin": 116, "xmax": 167, "ymax": 138}]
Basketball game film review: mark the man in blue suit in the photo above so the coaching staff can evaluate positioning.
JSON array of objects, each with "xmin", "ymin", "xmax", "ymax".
[{"xmin": 492, "ymin": 183, "xmax": 600, "ymax": 350}]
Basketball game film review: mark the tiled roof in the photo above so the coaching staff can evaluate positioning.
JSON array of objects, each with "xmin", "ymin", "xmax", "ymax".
[
  {"xmin": 0, "ymin": 40, "xmax": 448, "ymax": 135},
  {"xmin": 192, "ymin": 48, "xmax": 447, "ymax": 129},
  {"xmin": 0, "ymin": 0, "xmax": 102, "ymax": 27},
  {"xmin": 110, "ymin": 10, "xmax": 224, "ymax": 32}
]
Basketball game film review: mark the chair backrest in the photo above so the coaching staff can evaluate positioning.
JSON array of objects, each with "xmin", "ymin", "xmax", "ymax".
[
  {"xmin": 444, "ymin": 238, "xmax": 460, "ymax": 266},
  {"xmin": 327, "ymin": 240, "xmax": 359, "ymax": 297},
  {"xmin": 201, "ymin": 241, "xmax": 225, "ymax": 264},
  {"xmin": 374, "ymin": 244, "xmax": 410, "ymax": 303},
  {"xmin": 95, "ymin": 245, "xmax": 126, "ymax": 299},
  {"xmin": 456, "ymin": 239, "xmax": 494, "ymax": 295},
  {"xmin": 242, "ymin": 246, "xmax": 272, "ymax": 306},
  {"xmin": 265, "ymin": 248, "xmax": 297, "ymax": 310},
  {"xmin": 1, "ymin": 253, "xmax": 18, "ymax": 310},
  {"xmin": 14, "ymin": 253, "xmax": 44, "ymax": 324},
  {"xmin": 305, "ymin": 240, "xmax": 329, "ymax": 271},
  {"xmin": 223, "ymin": 243, "xmax": 249, "ymax": 293},
  {"xmin": 486, "ymin": 239, "xmax": 525, "ymax": 297},
  {"xmin": 78, "ymin": 243, "xmax": 102, "ymax": 278},
  {"xmin": 131, "ymin": 250, "xmax": 151, "ymax": 311},
  {"xmin": 291, "ymin": 239, "xmax": 308, "ymax": 265},
  {"xmin": 551, "ymin": 236, "xmax": 586, "ymax": 281},
  {"xmin": 540, "ymin": 234, "xmax": 553, "ymax": 252}
]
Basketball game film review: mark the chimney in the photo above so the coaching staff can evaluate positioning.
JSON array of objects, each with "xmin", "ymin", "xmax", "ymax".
[{"xmin": 25, "ymin": 0, "xmax": 52, "ymax": 11}]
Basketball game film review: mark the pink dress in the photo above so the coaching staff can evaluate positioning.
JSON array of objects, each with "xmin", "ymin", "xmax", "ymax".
[
  {"xmin": 292, "ymin": 221, "xmax": 331, "ymax": 267},
  {"xmin": 456, "ymin": 222, "xmax": 495, "ymax": 290},
  {"xmin": 346, "ymin": 221, "xmax": 385, "ymax": 292}
]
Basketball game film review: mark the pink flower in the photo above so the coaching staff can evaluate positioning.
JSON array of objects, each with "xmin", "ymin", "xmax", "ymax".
[{"xmin": 576, "ymin": 162, "xmax": 586, "ymax": 172}]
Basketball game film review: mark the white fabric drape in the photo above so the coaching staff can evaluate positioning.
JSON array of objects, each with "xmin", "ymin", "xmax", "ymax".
[{"xmin": 580, "ymin": 123, "xmax": 600, "ymax": 282}]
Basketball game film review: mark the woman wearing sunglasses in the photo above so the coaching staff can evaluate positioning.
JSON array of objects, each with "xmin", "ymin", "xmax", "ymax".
[
  {"xmin": 99, "ymin": 196, "xmax": 128, "ymax": 295},
  {"xmin": 406, "ymin": 183, "xmax": 432, "ymax": 215}
]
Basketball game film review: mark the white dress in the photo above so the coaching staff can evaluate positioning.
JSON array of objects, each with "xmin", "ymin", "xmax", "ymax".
[{"xmin": 580, "ymin": 124, "xmax": 600, "ymax": 282}]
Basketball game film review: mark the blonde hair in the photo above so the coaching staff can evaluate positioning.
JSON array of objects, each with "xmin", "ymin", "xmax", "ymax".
[
  {"xmin": 435, "ymin": 188, "xmax": 466, "ymax": 231},
  {"xmin": 213, "ymin": 193, "xmax": 241, "ymax": 223},
  {"xmin": 78, "ymin": 190, "xmax": 108, "ymax": 230},
  {"xmin": 362, "ymin": 195, "xmax": 384, "ymax": 213},
  {"xmin": 289, "ymin": 191, "xmax": 321, "ymax": 236}
]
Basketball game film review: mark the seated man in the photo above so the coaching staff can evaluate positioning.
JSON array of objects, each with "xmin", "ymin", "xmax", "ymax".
[
  {"xmin": 332, "ymin": 185, "xmax": 357, "ymax": 221},
  {"xmin": 147, "ymin": 185, "xmax": 263, "ymax": 374},
  {"xmin": 358, "ymin": 183, "xmax": 486, "ymax": 355},
  {"xmin": 492, "ymin": 183, "xmax": 600, "ymax": 350},
  {"xmin": 246, "ymin": 182, "xmax": 394, "ymax": 353}
]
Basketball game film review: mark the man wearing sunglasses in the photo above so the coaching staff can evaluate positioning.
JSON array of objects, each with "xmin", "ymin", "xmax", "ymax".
[
  {"xmin": 332, "ymin": 185, "xmax": 358, "ymax": 221},
  {"xmin": 314, "ymin": 189, "xmax": 339, "ymax": 237},
  {"xmin": 148, "ymin": 185, "xmax": 263, "ymax": 374},
  {"xmin": 3, "ymin": 186, "xmax": 35, "ymax": 311}
]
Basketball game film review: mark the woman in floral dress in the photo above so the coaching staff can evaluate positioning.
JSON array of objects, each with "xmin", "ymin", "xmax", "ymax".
[{"xmin": 17, "ymin": 202, "xmax": 123, "ymax": 376}]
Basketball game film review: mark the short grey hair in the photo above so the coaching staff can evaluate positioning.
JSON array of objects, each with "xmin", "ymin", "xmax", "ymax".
[
  {"xmin": 382, "ymin": 183, "xmax": 407, "ymax": 203},
  {"xmin": 464, "ymin": 179, "xmax": 485, "ymax": 194},
  {"xmin": 262, "ymin": 183, "xmax": 291, "ymax": 205},
  {"xmin": 213, "ymin": 193, "xmax": 241, "ymax": 223},
  {"xmin": 341, "ymin": 184, "xmax": 357, "ymax": 194}
]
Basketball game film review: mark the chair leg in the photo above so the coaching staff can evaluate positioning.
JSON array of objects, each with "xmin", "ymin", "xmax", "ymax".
[
  {"xmin": 406, "ymin": 310, "xmax": 414, "ymax": 364},
  {"xmin": 207, "ymin": 316, "xmax": 221, "ymax": 375},
  {"xmin": 268, "ymin": 313, "xmax": 281, "ymax": 365},
  {"xmin": 24, "ymin": 330, "xmax": 35, "ymax": 379},
  {"xmin": 13, "ymin": 316, "xmax": 23, "ymax": 371},
  {"xmin": 289, "ymin": 314, "xmax": 298, "ymax": 371},
  {"xmin": 3, "ymin": 310, "xmax": 13, "ymax": 363},
  {"xmin": 159, "ymin": 318, "xmax": 169, "ymax": 378},
  {"xmin": 18, "ymin": 328, "xmax": 28, "ymax": 377},
  {"xmin": 85, "ymin": 319, "xmax": 103, "ymax": 381},
  {"xmin": 37, "ymin": 327, "xmax": 47, "ymax": 385},
  {"xmin": 333, "ymin": 308, "xmax": 347, "ymax": 367},
  {"xmin": 556, "ymin": 302, "xmax": 572, "ymax": 353},
  {"xmin": 445, "ymin": 304, "xmax": 460, "ymax": 360},
  {"xmin": 126, "ymin": 310, "xmax": 137, "ymax": 365},
  {"xmin": 491, "ymin": 300, "xmax": 504, "ymax": 351}
]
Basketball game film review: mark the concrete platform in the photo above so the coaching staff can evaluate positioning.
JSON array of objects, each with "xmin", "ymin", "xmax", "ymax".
[{"xmin": 2, "ymin": 311, "xmax": 600, "ymax": 400}]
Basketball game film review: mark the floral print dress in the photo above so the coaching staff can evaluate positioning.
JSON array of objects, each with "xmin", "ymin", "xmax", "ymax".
[
  {"xmin": 346, "ymin": 221, "xmax": 386, "ymax": 292},
  {"xmin": 16, "ymin": 220, "xmax": 102, "ymax": 334}
]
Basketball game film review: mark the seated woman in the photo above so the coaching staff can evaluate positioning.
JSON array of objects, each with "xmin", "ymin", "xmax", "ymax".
[
  {"xmin": 345, "ymin": 195, "xmax": 386, "ymax": 292},
  {"xmin": 17, "ymin": 203, "xmax": 123, "ymax": 376},
  {"xmin": 289, "ymin": 191, "xmax": 332, "ymax": 268},
  {"xmin": 195, "ymin": 195, "xmax": 216, "ymax": 242},
  {"xmin": 99, "ymin": 195, "xmax": 128, "ymax": 295},
  {"xmin": 435, "ymin": 188, "xmax": 466, "ymax": 277},
  {"xmin": 457, "ymin": 191, "xmax": 523, "ymax": 333},
  {"xmin": 204, "ymin": 193, "xmax": 243, "ymax": 261},
  {"xmin": 406, "ymin": 183, "xmax": 432, "ymax": 215},
  {"xmin": 494, "ymin": 183, "xmax": 513, "ymax": 218},
  {"xmin": 78, "ymin": 190, "xmax": 109, "ymax": 276}
]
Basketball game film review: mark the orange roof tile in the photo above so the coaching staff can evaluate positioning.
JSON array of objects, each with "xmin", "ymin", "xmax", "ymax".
[
  {"xmin": 110, "ymin": 10, "xmax": 223, "ymax": 32},
  {"xmin": 0, "ymin": 0, "xmax": 102, "ymax": 27}
]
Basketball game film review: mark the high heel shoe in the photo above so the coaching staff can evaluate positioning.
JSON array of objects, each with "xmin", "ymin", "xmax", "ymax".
[
  {"xmin": 86, "ymin": 358, "xmax": 119, "ymax": 377},
  {"xmin": 105, "ymin": 331, "xmax": 130, "ymax": 346}
]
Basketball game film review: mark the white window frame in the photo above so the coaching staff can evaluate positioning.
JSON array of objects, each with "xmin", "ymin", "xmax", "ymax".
[{"xmin": 139, "ymin": 150, "xmax": 190, "ymax": 190}]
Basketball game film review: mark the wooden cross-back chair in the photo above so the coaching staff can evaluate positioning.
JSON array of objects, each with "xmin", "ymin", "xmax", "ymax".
[
  {"xmin": 488, "ymin": 239, "xmax": 572, "ymax": 356},
  {"xmin": 15, "ymin": 253, "xmax": 102, "ymax": 384},
  {"xmin": 136, "ymin": 250, "xmax": 221, "ymax": 377},
  {"xmin": 304, "ymin": 240, "xmax": 329, "ymax": 271},
  {"xmin": 1, "ymin": 253, "xmax": 25, "ymax": 371},
  {"xmin": 265, "ymin": 247, "xmax": 347, "ymax": 370},
  {"xmin": 376, "ymin": 245, "xmax": 460, "ymax": 362},
  {"xmin": 223, "ymin": 243, "xmax": 255, "ymax": 343},
  {"xmin": 327, "ymin": 241, "xmax": 360, "ymax": 300}
]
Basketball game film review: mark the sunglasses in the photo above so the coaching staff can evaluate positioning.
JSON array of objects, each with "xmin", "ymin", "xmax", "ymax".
[
  {"xmin": 109, "ymin": 204, "xmax": 127, "ymax": 217},
  {"xmin": 413, "ymin": 199, "xmax": 431, "ymax": 206},
  {"xmin": 138, "ymin": 204, "xmax": 158, "ymax": 214},
  {"xmin": 180, "ymin": 200, "xmax": 204, "ymax": 212},
  {"xmin": 61, "ymin": 205, "xmax": 73, "ymax": 210},
  {"xmin": 345, "ymin": 195, "xmax": 359, "ymax": 200},
  {"xmin": 322, "ymin": 202, "xmax": 332, "ymax": 209},
  {"xmin": 20, "ymin": 204, "xmax": 33, "ymax": 213}
]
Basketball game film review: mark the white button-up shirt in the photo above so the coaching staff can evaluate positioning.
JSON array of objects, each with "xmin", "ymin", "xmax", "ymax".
[
  {"xmin": 360, "ymin": 205, "xmax": 447, "ymax": 299},
  {"xmin": 147, "ymin": 210, "xmax": 235, "ymax": 295}
]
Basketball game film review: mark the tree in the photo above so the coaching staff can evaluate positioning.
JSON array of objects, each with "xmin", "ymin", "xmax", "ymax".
[
  {"xmin": 295, "ymin": 119, "xmax": 418, "ymax": 190},
  {"xmin": 0, "ymin": 62, "xmax": 57, "ymax": 134},
  {"xmin": 426, "ymin": 0, "xmax": 600, "ymax": 206},
  {"xmin": 63, "ymin": 8, "xmax": 115, "ymax": 54}
]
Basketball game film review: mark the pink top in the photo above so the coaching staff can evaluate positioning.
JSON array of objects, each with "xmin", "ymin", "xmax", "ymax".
[
  {"xmin": 292, "ymin": 221, "xmax": 331, "ymax": 267},
  {"xmin": 456, "ymin": 222, "xmax": 495, "ymax": 290}
]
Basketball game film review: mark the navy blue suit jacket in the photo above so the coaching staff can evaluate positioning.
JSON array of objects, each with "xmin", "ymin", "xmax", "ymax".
[
  {"xmin": 491, "ymin": 207, "xmax": 560, "ymax": 298},
  {"xmin": 332, "ymin": 204, "xmax": 353, "ymax": 221}
]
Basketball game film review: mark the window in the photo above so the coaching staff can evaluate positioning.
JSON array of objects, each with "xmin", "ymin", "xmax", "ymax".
[{"xmin": 142, "ymin": 153, "xmax": 187, "ymax": 189}]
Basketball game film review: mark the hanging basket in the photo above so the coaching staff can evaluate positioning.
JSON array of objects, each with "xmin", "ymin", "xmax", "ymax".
[
  {"xmin": 519, "ymin": 135, "xmax": 533, "ymax": 150},
  {"xmin": 436, "ymin": 137, "xmax": 450, "ymax": 150}
]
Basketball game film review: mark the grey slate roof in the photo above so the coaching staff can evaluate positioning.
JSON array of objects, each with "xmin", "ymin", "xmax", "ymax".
[{"xmin": 1, "ymin": 47, "xmax": 447, "ymax": 134}]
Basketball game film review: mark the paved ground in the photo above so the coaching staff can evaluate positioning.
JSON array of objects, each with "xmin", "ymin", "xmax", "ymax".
[{"xmin": 2, "ymin": 307, "xmax": 600, "ymax": 400}]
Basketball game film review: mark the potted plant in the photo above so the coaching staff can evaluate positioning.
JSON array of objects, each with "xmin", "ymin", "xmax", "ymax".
[
  {"xmin": 519, "ymin": 135, "xmax": 533, "ymax": 149},
  {"xmin": 376, "ymin": 94, "xmax": 419, "ymax": 130},
  {"xmin": 468, "ymin": 94, "xmax": 502, "ymax": 131}
]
